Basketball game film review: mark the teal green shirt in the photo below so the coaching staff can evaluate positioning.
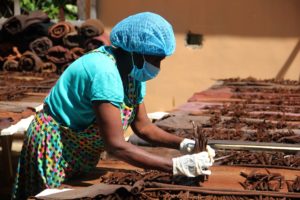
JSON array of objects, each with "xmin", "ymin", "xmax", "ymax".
[{"xmin": 44, "ymin": 46, "xmax": 146, "ymax": 130}]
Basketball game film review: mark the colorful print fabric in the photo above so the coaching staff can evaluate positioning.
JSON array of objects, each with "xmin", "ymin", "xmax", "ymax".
[{"xmin": 12, "ymin": 110, "xmax": 104, "ymax": 199}]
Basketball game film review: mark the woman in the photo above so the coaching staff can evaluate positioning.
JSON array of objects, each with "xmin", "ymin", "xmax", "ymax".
[{"xmin": 12, "ymin": 12, "xmax": 215, "ymax": 199}]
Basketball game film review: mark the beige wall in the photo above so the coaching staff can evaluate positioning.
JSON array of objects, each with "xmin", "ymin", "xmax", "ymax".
[{"xmin": 98, "ymin": 0, "xmax": 300, "ymax": 112}]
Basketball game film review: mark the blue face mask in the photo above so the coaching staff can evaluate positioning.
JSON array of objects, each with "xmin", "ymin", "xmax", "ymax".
[{"xmin": 130, "ymin": 54, "xmax": 160, "ymax": 82}]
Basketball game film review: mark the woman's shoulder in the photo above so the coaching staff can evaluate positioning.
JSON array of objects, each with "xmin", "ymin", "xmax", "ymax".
[
  {"xmin": 83, "ymin": 47, "xmax": 114, "ymax": 63},
  {"xmin": 81, "ymin": 46, "xmax": 118, "ymax": 74}
]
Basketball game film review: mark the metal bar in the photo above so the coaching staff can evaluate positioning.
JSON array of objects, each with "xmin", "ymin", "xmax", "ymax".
[{"xmin": 208, "ymin": 140, "xmax": 300, "ymax": 152}]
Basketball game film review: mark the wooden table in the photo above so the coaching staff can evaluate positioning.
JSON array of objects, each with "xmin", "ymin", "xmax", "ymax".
[{"xmin": 36, "ymin": 147, "xmax": 300, "ymax": 199}]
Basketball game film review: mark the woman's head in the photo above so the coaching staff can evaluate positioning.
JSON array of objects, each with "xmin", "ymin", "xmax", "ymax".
[{"xmin": 110, "ymin": 12, "xmax": 176, "ymax": 57}]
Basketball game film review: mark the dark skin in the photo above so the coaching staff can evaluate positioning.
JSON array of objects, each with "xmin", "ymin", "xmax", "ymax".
[{"xmin": 92, "ymin": 48, "xmax": 183, "ymax": 172}]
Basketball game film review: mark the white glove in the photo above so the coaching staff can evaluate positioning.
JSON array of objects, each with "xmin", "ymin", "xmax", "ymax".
[
  {"xmin": 180, "ymin": 139, "xmax": 216, "ymax": 160},
  {"xmin": 206, "ymin": 145, "xmax": 216, "ymax": 162},
  {"xmin": 179, "ymin": 138, "xmax": 195, "ymax": 154},
  {"xmin": 172, "ymin": 151, "xmax": 214, "ymax": 177}
]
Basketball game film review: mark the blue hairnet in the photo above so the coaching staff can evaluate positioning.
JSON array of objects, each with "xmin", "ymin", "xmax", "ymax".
[{"xmin": 110, "ymin": 12, "xmax": 176, "ymax": 56}]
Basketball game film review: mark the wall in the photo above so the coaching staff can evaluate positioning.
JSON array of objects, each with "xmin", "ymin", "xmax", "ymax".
[{"xmin": 98, "ymin": 0, "xmax": 300, "ymax": 112}]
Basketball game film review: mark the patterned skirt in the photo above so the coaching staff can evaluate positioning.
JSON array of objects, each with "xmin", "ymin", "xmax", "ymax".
[{"xmin": 12, "ymin": 110, "xmax": 104, "ymax": 199}]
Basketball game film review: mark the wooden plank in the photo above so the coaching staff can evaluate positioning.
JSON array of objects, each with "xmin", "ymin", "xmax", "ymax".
[
  {"xmin": 1, "ymin": 115, "xmax": 34, "ymax": 136},
  {"xmin": 0, "ymin": 101, "xmax": 42, "ymax": 111}
]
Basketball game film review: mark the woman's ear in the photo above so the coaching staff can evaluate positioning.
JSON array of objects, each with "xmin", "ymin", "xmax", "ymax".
[{"xmin": 144, "ymin": 55, "xmax": 165, "ymax": 68}]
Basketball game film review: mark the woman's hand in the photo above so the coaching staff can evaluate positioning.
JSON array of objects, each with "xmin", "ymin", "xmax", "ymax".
[
  {"xmin": 173, "ymin": 145, "xmax": 216, "ymax": 177},
  {"xmin": 172, "ymin": 151, "xmax": 214, "ymax": 177},
  {"xmin": 179, "ymin": 138, "xmax": 196, "ymax": 154}
]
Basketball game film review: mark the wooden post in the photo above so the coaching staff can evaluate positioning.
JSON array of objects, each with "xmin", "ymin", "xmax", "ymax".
[
  {"xmin": 90, "ymin": 0, "xmax": 97, "ymax": 19},
  {"xmin": 95, "ymin": 0, "xmax": 100, "ymax": 19},
  {"xmin": 85, "ymin": 0, "xmax": 91, "ymax": 19},
  {"xmin": 14, "ymin": 0, "xmax": 21, "ymax": 15},
  {"xmin": 58, "ymin": 6, "xmax": 65, "ymax": 22},
  {"xmin": 77, "ymin": 0, "xmax": 86, "ymax": 20},
  {"xmin": 275, "ymin": 38, "xmax": 300, "ymax": 81},
  {"xmin": 1, "ymin": 136, "xmax": 14, "ymax": 185}
]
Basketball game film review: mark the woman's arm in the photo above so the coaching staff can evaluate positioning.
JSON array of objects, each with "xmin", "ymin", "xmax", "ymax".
[
  {"xmin": 92, "ymin": 100, "xmax": 173, "ymax": 172},
  {"xmin": 131, "ymin": 103, "xmax": 183, "ymax": 149}
]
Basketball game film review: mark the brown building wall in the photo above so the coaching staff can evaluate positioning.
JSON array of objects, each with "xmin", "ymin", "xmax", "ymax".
[
  {"xmin": 99, "ymin": 0, "xmax": 300, "ymax": 37},
  {"xmin": 98, "ymin": 0, "xmax": 300, "ymax": 112}
]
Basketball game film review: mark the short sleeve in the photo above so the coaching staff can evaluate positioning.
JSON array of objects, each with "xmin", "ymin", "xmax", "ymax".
[{"xmin": 90, "ymin": 70, "xmax": 124, "ymax": 107}]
